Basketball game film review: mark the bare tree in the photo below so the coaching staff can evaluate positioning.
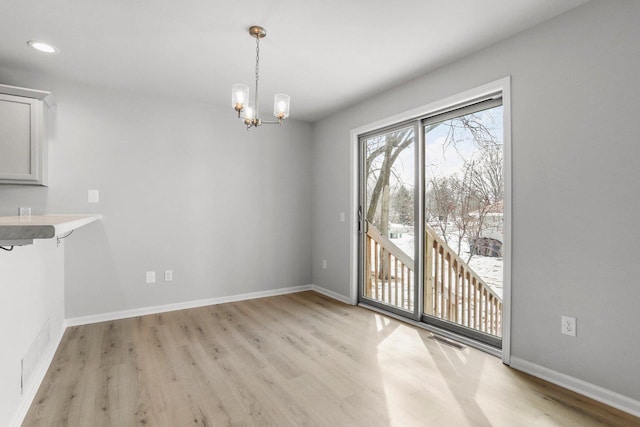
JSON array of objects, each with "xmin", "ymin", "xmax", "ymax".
[
  {"xmin": 426, "ymin": 167, "xmax": 485, "ymax": 260},
  {"xmin": 440, "ymin": 112, "xmax": 499, "ymax": 153},
  {"xmin": 463, "ymin": 143, "xmax": 504, "ymax": 259},
  {"xmin": 365, "ymin": 128, "xmax": 413, "ymax": 237},
  {"xmin": 425, "ymin": 112, "xmax": 503, "ymax": 262},
  {"xmin": 365, "ymin": 108, "xmax": 503, "ymax": 268},
  {"xmin": 426, "ymin": 176, "xmax": 456, "ymax": 244},
  {"xmin": 466, "ymin": 142, "xmax": 503, "ymax": 205}
]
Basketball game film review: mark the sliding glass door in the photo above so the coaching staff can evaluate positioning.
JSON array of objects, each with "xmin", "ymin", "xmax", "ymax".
[{"xmin": 359, "ymin": 97, "xmax": 505, "ymax": 348}]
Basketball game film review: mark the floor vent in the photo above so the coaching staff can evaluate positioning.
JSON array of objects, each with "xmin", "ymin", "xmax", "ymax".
[{"xmin": 430, "ymin": 334, "xmax": 466, "ymax": 350}]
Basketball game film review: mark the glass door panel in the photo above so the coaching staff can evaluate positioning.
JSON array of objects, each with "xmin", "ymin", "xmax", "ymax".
[
  {"xmin": 423, "ymin": 103, "xmax": 504, "ymax": 344},
  {"xmin": 361, "ymin": 126, "xmax": 416, "ymax": 314}
]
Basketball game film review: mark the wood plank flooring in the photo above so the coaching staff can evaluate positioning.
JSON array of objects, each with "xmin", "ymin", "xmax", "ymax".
[{"xmin": 23, "ymin": 291, "xmax": 640, "ymax": 426}]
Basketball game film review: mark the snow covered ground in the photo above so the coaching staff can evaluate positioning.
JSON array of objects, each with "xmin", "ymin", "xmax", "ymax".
[{"xmin": 390, "ymin": 230, "xmax": 503, "ymax": 299}]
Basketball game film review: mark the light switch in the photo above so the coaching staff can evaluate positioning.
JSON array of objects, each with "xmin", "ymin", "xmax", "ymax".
[
  {"xmin": 340, "ymin": 212, "xmax": 345, "ymax": 222},
  {"xmin": 88, "ymin": 189, "xmax": 100, "ymax": 203}
]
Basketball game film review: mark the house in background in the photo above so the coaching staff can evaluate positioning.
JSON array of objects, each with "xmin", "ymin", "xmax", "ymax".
[{"xmin": 1, "ymin": 0, "xmax": 640, "ymax": 425}]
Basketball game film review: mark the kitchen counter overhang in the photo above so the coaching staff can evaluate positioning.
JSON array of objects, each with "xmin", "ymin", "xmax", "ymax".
[{"xmin": 0, "ymin": 215, "xmax": 101, "ymax": 246}]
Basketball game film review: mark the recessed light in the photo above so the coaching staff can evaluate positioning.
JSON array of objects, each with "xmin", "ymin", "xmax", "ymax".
[{"xmin": 27, "ymin": 40, "xmax": 59, "ymax": 54}]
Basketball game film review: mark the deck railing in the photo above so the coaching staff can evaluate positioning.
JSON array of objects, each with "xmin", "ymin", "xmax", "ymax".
[
  {"xmin": 365, "ymin": 224, "xmax": 502, "ymax": 337},
  {"xmin": 365, "ymin": 225, "xmax": 415, "ymax": 311},
  {"xmin": 424, "ymin": 224, "xmax": 502, "ymax": 336}
]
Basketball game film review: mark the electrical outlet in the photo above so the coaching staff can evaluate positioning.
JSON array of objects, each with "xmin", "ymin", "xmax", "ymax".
[
  {"xmin": 562, "ymin": 315, "xmax": 576, "ymax": 336},
  {"xmin": 146, "ymin": 271, "xmax": 156, "ymax": 284},
  {"xmin": 164, "ymin": 270, "xmax": 173, "ymax": 282},
  {"xmin": 18, "ymin": 207, "xmax": 31, "ymax": 217},
  {"xmin": 322, "ymin": 259, "xmax": 327, "ymax": 270}
]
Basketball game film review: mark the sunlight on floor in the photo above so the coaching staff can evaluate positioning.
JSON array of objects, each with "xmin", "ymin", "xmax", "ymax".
[
  {"xmin": 374, "ymin": 313, "xmax": 392, "ymax": 332},
  {"xmin": 371, "ymin": 320, "xmax": 501, "ymax": 426}
]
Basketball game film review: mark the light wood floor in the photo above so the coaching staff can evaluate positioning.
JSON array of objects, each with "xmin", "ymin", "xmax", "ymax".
[{"xmin": 24, "ymin": 291, "xmax": 639, "ymax": 426}]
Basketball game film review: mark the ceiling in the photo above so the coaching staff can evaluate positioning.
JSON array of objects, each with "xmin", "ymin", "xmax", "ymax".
[{"xmin": 0, "ymin": 0, "xmax": 590, "ymax": 122}]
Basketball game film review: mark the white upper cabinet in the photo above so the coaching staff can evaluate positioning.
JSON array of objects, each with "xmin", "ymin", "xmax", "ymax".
[{"xmin": 0, "ymin": 84, "xmax": 54, "ymax": 186}]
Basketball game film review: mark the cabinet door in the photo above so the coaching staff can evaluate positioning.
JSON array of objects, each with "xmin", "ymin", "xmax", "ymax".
[{"xmin": 0, "ymin": 93, "xmax": 44, "ymax": 184}]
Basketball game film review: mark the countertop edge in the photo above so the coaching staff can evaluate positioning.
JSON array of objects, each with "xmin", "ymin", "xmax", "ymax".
[
  {"xmin": 52, "ymin": 215, "xmax": 102, "ymax": 236},
  {"xmin": 0, "ymin": 214, "xmax": 102, "ymax": 243}
]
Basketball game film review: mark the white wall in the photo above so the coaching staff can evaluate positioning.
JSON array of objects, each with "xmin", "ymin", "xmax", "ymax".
[
  {"xmin": 0, "ymin": 66, "xmax": 313, "ymax": 318},
  {"xmin": 0, "ymin": 239, "xmax": 65, "ymax": 426},
  {"xmin": 312, "ymin": 0, "xmax": 640, "ymax": 407}
]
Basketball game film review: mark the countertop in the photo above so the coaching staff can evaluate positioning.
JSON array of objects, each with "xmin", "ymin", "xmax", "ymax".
[{"xmin": 0, "ymin": 214, "xmax": 101, "ymax": 245}]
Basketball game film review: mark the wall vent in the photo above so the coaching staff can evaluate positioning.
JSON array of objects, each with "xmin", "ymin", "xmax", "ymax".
[{"xmin": 21, "ymin": 319, "xmax": 50, "ymax": 394}]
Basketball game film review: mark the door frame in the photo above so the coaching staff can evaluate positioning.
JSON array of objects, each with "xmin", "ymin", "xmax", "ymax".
[{"xmin": 349, "ymin": 77, "xmax": 512, "ymax": 364}]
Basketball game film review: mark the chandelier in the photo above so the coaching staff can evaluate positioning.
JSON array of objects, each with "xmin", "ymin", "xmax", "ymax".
[{"xmin": 232, "ymin": 26, "xmax": 290, "ymax": 130}]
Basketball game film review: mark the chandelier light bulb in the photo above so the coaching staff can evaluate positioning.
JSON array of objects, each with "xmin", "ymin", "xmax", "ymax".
[
  {"xmin": 232, "ymin": 83, "xmax": 249, "ymax": 116},
  {"xmin": 274, "ymin": 94, "xmax": 290, "ymax": 120},
  {"xmin": 243, "ymin": 101, "xmax": 256, "ymax": 125}
]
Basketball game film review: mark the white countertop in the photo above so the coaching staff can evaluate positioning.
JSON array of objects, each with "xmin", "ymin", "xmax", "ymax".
[{"xmin": 0, "ymin": 214, "xmax": 101, "ymax": 244}]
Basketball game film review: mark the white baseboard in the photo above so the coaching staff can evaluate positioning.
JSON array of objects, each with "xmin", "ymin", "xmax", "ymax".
[
  {"xmin": 9, "ymin": 321, "xmax": 67, "ymax": 427},
  {"xmin": 65, "ymin": 284, "xmax": 313, "ymax": 327},
  {"xmin": 510, "ymin": 356, "xmax": 640, "ymax": 418},
  {"xmin": 64, "ymin": 284, "xmax": 352, "ymax": 328},
  {"xmin": 310, "ymin": 284, "xmax": 352, "ymax": 305}
]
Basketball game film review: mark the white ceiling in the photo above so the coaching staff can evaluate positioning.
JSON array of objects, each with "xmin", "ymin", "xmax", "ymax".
[{"xmin": 0, "ymin": 0, "xmax": 589, "ymax": 122}]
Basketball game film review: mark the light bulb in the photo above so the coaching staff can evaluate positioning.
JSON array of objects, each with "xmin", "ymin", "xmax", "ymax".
[
  {"xmin": 273, "ymin": 94, "xmax": 290, "ymax": 120},
  {"xmin": 232, "ymin": 84, "xmax": 249, "ymax": 112},
  {"xmin": 243, "ymin": 101, "xmax": 256, "ymax": 125}
]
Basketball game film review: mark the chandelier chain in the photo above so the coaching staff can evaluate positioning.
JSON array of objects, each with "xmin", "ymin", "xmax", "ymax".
[{"xmin": 254, "ymin": 36, "xmax": 260, "ymax": 120}]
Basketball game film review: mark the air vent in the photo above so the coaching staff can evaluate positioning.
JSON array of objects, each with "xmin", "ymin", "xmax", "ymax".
[
  {"xmin": 21, "ymin": 319, "xmax": 50, "ymax": 394},
  {"xmin": 429, "ymin": 334, "xmax": 466, "ymax": 350}
]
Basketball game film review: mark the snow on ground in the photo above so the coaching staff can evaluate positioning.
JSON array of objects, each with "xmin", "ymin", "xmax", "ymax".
[{"xmin": 390, "ymin": 230, "xmax": 503, "ymax": 299}]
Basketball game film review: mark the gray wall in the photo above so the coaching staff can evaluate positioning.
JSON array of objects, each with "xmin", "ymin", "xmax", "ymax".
[
  {"xmin": 2, "ymin": 0, "xmax": 639, "ymax": 415},
  {"xmin": 312, "ymin": 0, "xmax": 640, "ymax": 402},
  {"xmin": 0, "ymin": 67, "xmax": 313, "ymax": 318}
]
